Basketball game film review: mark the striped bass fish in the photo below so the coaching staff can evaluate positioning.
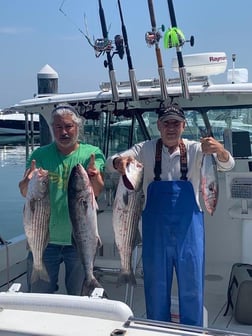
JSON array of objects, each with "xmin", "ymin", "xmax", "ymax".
[
  {"xmin": 113, "ymin": 159, "xmax": 144, "ymax": 286},
  {"xmin": 68, "ymin": 163, "xmax": 103, "ymax": 296},
  {"xmin": 23, "ymin": 168, "xmax": 50, "ymax": 283},
  {"xmin": 200, "ymin": 154, "xmax": 219, "ymax": 216}
]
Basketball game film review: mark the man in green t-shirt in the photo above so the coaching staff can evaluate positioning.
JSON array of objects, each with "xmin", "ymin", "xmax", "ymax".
[{"xmin": 19, "ymin": 104, "xmax": 105, "ymax": 295}]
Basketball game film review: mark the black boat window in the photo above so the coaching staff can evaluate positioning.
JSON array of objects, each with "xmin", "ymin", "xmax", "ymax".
[{"xmin": 81, "ymin": 106, "xmax": 252, "ymax": 158}]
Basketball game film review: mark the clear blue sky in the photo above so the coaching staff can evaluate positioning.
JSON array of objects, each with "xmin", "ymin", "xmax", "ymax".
[{"xmin": 1, "ymin": 0, "xmax": 251, "ymax": 108}]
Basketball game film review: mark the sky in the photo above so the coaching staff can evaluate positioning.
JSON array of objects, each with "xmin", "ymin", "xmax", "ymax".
[{"xmin": 1, "ymin": 0, "xmax": 252, "ymax": 108}]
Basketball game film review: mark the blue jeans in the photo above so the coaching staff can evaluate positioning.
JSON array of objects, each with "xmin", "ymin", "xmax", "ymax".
[{"xmin": 27, "ymin": 243, "xmax": 85, "ymax": 295}]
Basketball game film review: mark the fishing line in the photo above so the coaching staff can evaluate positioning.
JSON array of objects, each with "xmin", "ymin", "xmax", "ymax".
[{"xmin": 59, "ymin": 0, "xmax": 92, "ymax": 45}]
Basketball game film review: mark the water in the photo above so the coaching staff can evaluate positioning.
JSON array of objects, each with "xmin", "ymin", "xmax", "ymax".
[{"xmin": 0, "ymin": 137, "xmax": 39, "ymax": 241}]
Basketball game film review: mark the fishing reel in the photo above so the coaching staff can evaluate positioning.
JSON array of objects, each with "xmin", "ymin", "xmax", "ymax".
[
  {"xmin": 163, "ymin": 27, "xmax": 194, "ymax": 49},
  {"xmin": 145, "ymin": 25, "xmax": 165, "ymax": 46},
  {"xmin": 93, "ymin": 38, "xmax": 113, "ymax": 57},
  {"xmin": 93, "ymin": 35, "xmax": 124, "ymax": 61},
  {"xmin": 113, "ymin": 34, "xmax": 124, "ymax": 60}
]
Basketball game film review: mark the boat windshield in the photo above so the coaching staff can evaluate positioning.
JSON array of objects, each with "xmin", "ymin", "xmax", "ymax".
[
  {"xmin": 82, "ymin": 106, "xmax": 252, "ymax": 158},
  {"xmin": 184, "ymin": 107, "xmax": 252, "ymax": 142}
]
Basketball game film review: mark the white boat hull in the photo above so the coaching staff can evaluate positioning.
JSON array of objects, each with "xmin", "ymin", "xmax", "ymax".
[
  {"xmin": 0, "ymin": 127, "xmax": 39, "ymax": 135},
  {"xmin": 0, "ymin": 234, "xmax": 27, "ymax": 289},
  {"xmin": 0, "ymin": 291, "xmax": 221, "ymax": 336},
  {"xmin": 0, "ymin": 113, "xmax": 39, "ymax": 135}
]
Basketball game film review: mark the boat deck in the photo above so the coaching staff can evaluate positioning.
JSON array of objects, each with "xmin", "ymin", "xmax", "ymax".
[{"xmin": 1, "ymin": 258, "xmax": 252, "ymax": 335}]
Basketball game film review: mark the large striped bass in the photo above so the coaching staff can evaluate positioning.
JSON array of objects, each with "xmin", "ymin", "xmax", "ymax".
[
  {"xmin": 200, "ymin": 153, "xmax": 219, "ymax": 216},
  {"xmin": 113, "ymin": 160, "xmax": 144, "ymax": 286},
  {"xmin": 68, "ymin": 163, "xmax": 103, "ymax": 296},
  {"xmin": 23, "ymin": 168, "xmax": 50, "ymax": 283}
]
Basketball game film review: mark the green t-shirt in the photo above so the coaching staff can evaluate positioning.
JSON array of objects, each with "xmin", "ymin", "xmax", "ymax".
[{"xmin": 26, "ymin": 142, "xmax": 105, "ymax": 245}]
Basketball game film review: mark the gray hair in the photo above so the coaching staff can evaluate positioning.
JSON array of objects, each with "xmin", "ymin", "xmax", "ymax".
[{"xmin": 50, "ymin": 103, "xmax": 83, "ymax": 127}]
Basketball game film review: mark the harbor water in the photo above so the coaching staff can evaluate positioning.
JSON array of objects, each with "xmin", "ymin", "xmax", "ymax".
[{"xmin": 0, "ymin": 136, "xmax": 39, "ymax": 241}]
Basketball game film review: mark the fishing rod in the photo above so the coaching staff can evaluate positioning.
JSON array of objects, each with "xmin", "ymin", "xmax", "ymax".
[
  {"xmin": 164, "ymin": 0, "xmax": 193, "ymax": 100},
  {"xmin": 98, "ymin": 0, "xmax": 119, "ymax": 102},
  {"xmin": 59, "ymin": 2, "xmax": 123, "ymax": 66},
  {"xmin": 146, "ymin": 0, "xmax": 168, "ymax": 101},
  {"xmin": 117, "ymin": 0, "xmax": 139, "ymax": 101}
]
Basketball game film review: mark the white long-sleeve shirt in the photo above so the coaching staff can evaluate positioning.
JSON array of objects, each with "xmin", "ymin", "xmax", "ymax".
[{"xmin": 106, "ymin": 138, "xmax": 235, "ymax": 209}]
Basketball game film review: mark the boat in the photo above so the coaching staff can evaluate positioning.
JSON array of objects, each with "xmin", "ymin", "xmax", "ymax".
[
  {"xmin": 0, "ymin": 110, "xmax": 40, "ymax": 135},
  {"xmin": 2, "ymin": 51, "xmax": 252, "ymax": 335},
  {"xmin": 0, "ymin": 287, "xmax": 239, "ymax": 336}
]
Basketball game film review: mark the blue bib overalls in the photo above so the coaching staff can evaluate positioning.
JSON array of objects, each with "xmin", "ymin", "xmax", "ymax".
[{"xmin": 142, "ymin": 139, "xmax": 205, "ymax": 326}]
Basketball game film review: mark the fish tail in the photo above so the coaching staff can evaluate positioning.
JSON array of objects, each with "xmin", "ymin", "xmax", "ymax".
[
  {"xmin": 117, "ymin": 270, "xmax": 137, "ymax": 287},
  {"xmin": 31, "ymin": 264, "xmax": 50, "ymax": 283},
  {"xmin": 81, "ymin": 277, "xmax": 107, "ymax": 297}
]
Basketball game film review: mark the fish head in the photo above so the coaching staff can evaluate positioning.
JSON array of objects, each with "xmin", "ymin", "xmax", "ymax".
[
  {"xmin": 28, "ymin": 168, "xmax": 49, "ymax": 200},
  {"xmin": 68, "ymin": 164, "xmax": 90, "ymax": 193},
  {"xmin": 201, "ymin": 176, "xmax": 218, "ymax": 216},
  {"xmin": 124, "ymin": 160, "xmax": 143, "ymax": 191},
  {"xmin": 201, "ymin": 154, "xmax": 219, "ymax": 216}
]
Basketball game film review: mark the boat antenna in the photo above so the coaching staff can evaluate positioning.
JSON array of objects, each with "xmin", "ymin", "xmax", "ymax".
[
  {"xmin": 117, "ymin": 0, "xmax": 139, "ymax": 101},
  {"xmin": 98, "ymin": 0, "xmax": 119, "ymax": 101},
  {"xmin": 231, "ymin": 53, "xmax": 236, "ymax": 84},
  {"xmin": 146, "ymin": 0, "xmax": 168, "ymax": 102},
  {"xmin": 164, "ymin": 0, "xmax": 193, "ymax": 100}
]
